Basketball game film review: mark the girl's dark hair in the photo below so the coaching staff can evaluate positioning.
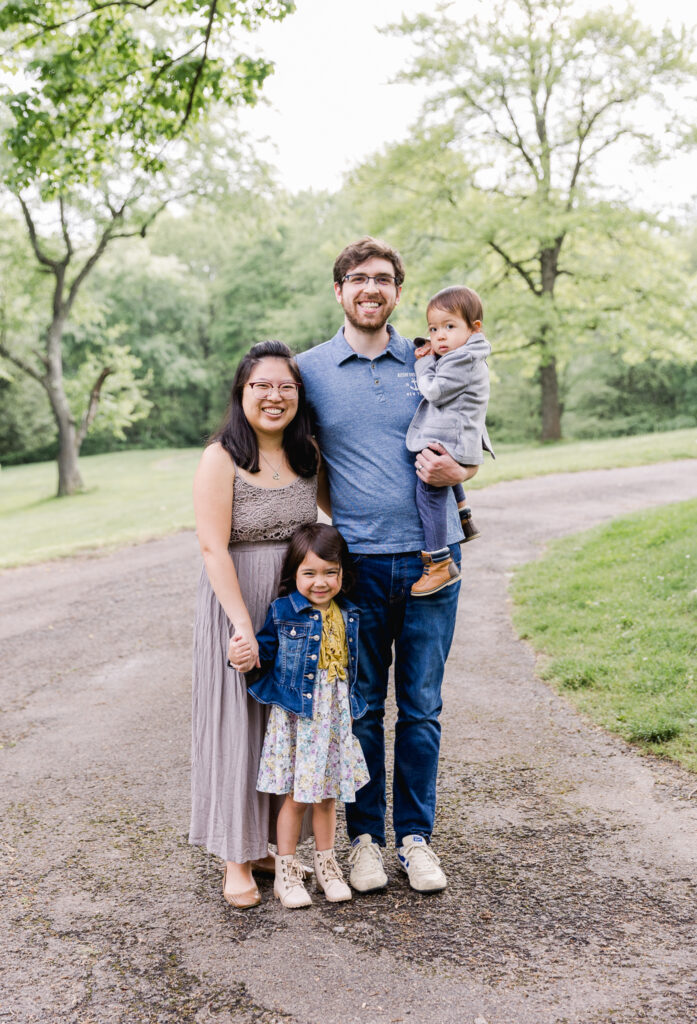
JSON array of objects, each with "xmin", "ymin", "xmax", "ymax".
[
  {"xmin": 213, "ymin": 340, "xmax": 317, "ymax": 477},
  {"xmin": 278, "ymin": 523, "xmax": 355, "ymax": 597}
]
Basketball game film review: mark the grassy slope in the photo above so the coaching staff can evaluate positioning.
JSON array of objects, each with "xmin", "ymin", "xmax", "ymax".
[
  {"xmin": 1, "ymin": 448, "xmax": 199, "ymax": 568},
  {"xmin": 511, "ymin": 500, "xmax": 697, "ymax": 771},
  {"xmin": 2, "ymin": 428, "xmax": 695, "ymax": 568}
]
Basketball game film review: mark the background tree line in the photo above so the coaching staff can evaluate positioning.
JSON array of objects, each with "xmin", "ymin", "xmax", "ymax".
[{"xmin": 1, "ymin": 0, "xmax": 696, "ymax": 486}]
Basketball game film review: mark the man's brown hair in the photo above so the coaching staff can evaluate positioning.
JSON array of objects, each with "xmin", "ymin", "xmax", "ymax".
[{"xmin": 333, "ymin": 236, "xmax": 405, "ymax": 287}]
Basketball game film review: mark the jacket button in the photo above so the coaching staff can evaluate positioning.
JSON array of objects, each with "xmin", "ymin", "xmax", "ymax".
[
  {"xmin": 310, "ymin": 654, "xmax": 317, "ymax": 660},
  {"xmin": 349, "ymin": 617, "xmax": 354, "ymax": 622},
  {"xmin": 304, "ymin": 693, "xmax": 312, "ymax": 699},
  {"xmin": 312, "ymin": 614, "xmax": 319, "ymax": 620},
  {"xmin": 312, "ymin": 634, "xmax": 320, "ymax": 641},
  {"xmin": 305, "ymin": 673, "xmax": 314, "ymax": 679}
]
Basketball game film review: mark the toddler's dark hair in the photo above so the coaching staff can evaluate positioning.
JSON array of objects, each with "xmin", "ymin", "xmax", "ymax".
[
  {"xmin": 279, "ymin": 523, "xmax": 355, "ymax": 596},
  {"xmin": 427, "ymin": 285, "xmax": 483, "ymax": 327}
]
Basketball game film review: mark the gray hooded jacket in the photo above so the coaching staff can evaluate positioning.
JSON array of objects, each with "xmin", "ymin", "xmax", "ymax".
[{"xmin": 405, "ymin": 332, "xmax": 494, "ymax": 465}]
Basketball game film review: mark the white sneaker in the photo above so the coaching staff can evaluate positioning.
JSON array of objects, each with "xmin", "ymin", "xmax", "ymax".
[
  {"xmin": 274, "ymin": 854, "xmax": 312, "ymax": 908},
  {"xmin": 348, "ymin": 834, "xmax": 388, "ymax": 892},
  {"xmin": 397, "ymin": 835, "xmax": 447, "ymax": 893},
  {"xmin": 314, "ymin": 848, "xmax": 352, "ymax": 902}
]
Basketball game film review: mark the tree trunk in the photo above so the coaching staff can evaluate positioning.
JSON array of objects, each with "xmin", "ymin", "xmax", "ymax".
[
  {"xmin": 45, "ymin": 316, "xmax": 85, "ymax": 496},
  {"xmin": 536, "ymin": 243, "xmax": 565, "ymax": 443},
  {"xmin": 56, "ymin": 417, "xmax": 84, "ymax": 496},
  {"xmin": 540, "ymin": 358, "xmax": 562, "ymax": 442}
]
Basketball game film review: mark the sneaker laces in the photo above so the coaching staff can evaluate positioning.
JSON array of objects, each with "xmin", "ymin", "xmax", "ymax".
[
  {"xmin": 402, "ymin": 839, "xmax": 441, "ymax": 867},
  {"xmin": 348, "ymin": 841, "xmax": 383, "ymax": 868}
]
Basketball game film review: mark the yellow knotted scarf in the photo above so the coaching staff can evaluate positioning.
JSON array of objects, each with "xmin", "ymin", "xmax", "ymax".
[{"xmin": 318, "ymin": 600, "xmax": 348, "ymax": 682}]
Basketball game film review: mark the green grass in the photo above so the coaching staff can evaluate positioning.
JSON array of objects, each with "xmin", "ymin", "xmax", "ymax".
[
  {"xmin": 469, "ymin": 427, "xmax": 697, "ymax": 488},
  {"xmin": 0, "ymin": 448, "xmax": 200, "ymax": 568},
  {"xmin": 0, "ymin": 427, "xmax": 695, "ymax": 568},
  {"xmin": 511, "ymin": 500, "xmax": 697, "ymax": 772}
]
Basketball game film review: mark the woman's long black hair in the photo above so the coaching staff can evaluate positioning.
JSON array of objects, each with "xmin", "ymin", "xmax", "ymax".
[{"xmin": 213, "ymin": 340, "xmax": 318, "ymax": 477}]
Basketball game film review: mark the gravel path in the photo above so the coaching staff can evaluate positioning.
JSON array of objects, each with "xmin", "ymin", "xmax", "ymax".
[{"xmin": 2, "ymin": 461, "xmax": 697, "ymax": 1024}]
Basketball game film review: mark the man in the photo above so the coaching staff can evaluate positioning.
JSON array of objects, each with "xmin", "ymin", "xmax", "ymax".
[{"xmin": 296, "ymin": 237, "xmax": 478, "ymax": 894}]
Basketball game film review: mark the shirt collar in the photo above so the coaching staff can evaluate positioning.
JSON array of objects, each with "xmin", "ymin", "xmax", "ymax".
[
  {"xmin": 286, "ymin": 589, "xmax": 359, "ymax": 616},
  {"xmin": 330, "ymin": 323, "xmax": 409, "ymax": 366},
  {"xmin": 288, "ymin": 590, "xmax": 315, "ymax": 614}
]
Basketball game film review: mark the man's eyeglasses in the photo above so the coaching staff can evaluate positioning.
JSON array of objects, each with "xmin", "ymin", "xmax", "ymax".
[
  {"xmin": 247, "ymin": 381, "xmax": 301, "ymax": 398},
  {"xmin": 342, "ymin": 273, "xmax": 397, "ymax": 288}
]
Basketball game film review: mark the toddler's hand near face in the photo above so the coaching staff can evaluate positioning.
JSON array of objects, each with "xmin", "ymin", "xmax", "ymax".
[{"xmin": 413, "ymin": 337, "xmax": 432, "ymax": 360}]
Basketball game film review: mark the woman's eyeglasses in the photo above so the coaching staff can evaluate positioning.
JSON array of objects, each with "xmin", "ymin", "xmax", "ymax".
[{"xmin": 247, "ymin": 381, "xmax": 301, "ymax": 398}]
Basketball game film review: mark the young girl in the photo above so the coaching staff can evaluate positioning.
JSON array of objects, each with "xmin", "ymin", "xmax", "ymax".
[
  {"xmin": 228, "ymin": 523, "xmax": 369, "ymax": 909},
  {"xmin": 406, "ymin": 285, "xmax": 495, "ymax": 597}
]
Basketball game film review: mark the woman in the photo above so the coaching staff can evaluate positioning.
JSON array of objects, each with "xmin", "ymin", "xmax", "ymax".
[{"xmin": 189, "ymin": 340, "xmax": 327, "ymax": 908}]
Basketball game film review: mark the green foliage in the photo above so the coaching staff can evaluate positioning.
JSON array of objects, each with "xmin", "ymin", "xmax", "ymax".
[
  {"xmin": 65, "ymin": 343, "xmax": 153, "ymax": 441},
  {"xmin": 363, "ymin": 0, "xmax": 697, "ymax": 438},
  {"xmin": 0, "ymin": 0, "xmax": 295, "ymax": 493},
  {"xmin": 0, "ymin": 374, "xmax": 56, "ymax": 463},
  {"xmin": 84, "ymin": 241, "xmax": 212, "ymax": 447},
  {"xmin": 512, "ymin": 500, "xmax": 697, "ymax": 771},
  {"xmin": 563, "ymin": 352, "xmax": 697, "ymax": 439},
  {"xmin": 1, "ymin": 0, "xmax": 294, "ymax": 192}
]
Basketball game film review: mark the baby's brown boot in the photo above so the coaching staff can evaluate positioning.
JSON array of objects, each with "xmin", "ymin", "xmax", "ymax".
[{"xmin": 411, "ymin": 552, "xmax": 461, "ymax": 597}]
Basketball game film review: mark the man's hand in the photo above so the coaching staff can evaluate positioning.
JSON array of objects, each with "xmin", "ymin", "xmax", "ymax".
[
  {"xmin": 415, "ymin": 445, "xmax": 480, "ymax": 487},
  {"xmin": 414, "ymin": 340, "xmax": 432, "ymax": 359}
]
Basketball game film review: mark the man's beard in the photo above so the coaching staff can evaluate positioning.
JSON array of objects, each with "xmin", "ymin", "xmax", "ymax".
[{"xmin": 343, "ymin": 303, "xmax": 393, "ymax": 333}]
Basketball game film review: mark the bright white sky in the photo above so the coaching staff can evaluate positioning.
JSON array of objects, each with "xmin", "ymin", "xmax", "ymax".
[{"xmin": 239, "ymin": 0, "xmax": 697, "ymax": 213}]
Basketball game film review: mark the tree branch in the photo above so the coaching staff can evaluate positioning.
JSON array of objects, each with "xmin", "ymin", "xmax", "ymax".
[
  {"xmin": 487, "ymin": 239, "xmax": 541, "ymax": 295},
  {"xmin": 178, "ymin": 0, "xmax": 218, "ymax": 133},
  {"xmin": 58, "ymin": 196, "xmax": 74, "ymax": 259},
  {"xmin": 0, "ymin": 343, "xmax": 48, "ymax": 387},
  {"xmin": 76, "ymin": 366, "xmax": 113, "ymax": 447},
  {"xmin": 17, "ymin": 197, "xmax": 60, "ymax": 272},
  {"xmin": 64, "ymin": 228, "xmax": 115, "ymax": 315},
  {"xmin": 499, "ymin": 85, "xmax": 540, "ymax": 182},
  {"xmin": 4, "ymin": 0, "xmax": 160, "ymax": 55}
]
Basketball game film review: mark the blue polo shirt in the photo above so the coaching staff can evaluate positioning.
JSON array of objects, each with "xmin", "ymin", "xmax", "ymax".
[{"xmin": 296, "ymin": 324, "xmax": 462, "ymax": 554}]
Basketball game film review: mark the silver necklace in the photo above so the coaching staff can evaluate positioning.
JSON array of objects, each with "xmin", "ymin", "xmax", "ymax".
[{"xmin": 259, "ymin": 449, "xmax": 284, "ymax": 480}]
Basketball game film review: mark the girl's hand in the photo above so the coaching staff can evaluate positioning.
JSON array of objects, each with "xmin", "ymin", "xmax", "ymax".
[{"xmin": 227, "ymin": 632, "xmax": 259, "ymax": 672}]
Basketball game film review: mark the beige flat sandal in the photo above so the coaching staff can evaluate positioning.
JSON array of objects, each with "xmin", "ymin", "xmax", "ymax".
[{"xmin": 223, "ymin": 865, "xmax": 261, "ymax": 909}]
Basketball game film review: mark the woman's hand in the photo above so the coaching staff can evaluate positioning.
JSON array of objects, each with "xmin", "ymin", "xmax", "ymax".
[{"xmin": 227, "ymin": 632, "xmax": 259, "ymax": 672}]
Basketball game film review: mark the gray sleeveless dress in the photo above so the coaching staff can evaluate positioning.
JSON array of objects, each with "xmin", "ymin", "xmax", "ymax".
[{"xmin": 189, "ymin": 472, "xmax": 318, "ymax": 862}]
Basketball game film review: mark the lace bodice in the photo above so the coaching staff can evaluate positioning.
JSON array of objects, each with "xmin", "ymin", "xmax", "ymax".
[{"xmin": 229, "ymin": 473, "xmax": 318, "ymax": 544}]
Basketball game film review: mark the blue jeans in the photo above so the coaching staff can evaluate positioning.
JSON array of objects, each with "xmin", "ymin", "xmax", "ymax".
[
  {"xmin": 415, "ymin": 478, "xmax": 467, "ymax": 552},
  {"xmin": 345, "ymin": 546, "xmax": 461, "ymax": 847}
]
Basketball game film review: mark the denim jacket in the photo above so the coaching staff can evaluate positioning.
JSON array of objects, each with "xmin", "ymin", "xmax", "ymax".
[{"xmin": 246, "ymin": 590, "xmax": 367, "ymax": 720}]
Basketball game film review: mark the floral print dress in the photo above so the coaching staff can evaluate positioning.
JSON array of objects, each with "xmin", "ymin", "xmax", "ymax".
[{"xmin": 256, "ymin": 600, "xmax": 369, "ymax": 804}]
